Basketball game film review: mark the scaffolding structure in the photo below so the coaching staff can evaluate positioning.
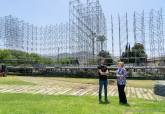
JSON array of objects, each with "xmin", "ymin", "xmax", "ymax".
[
  {"xmin": 0, "ymin": 1, "xmax": 164, "ymax": 67},
  {"xmin": 134, "ymin": 11, "xmax": 145, "ymax": 47},
  {"xmin": 149, "ymin": 9, "xmax": 165, "ymax": 62},
  {"xmin": 110, "ymin": 15, "xmax": 114, "ymax": 57},
  {"xmin": 109, "ymin": 9, "xmax": 165, "ymax": 65},
  {"xmin": 0, "ymin": 17, "xmax": 5, "ymax": 48},
  {"xmin": 0, "ymin": 15, "xmax": 69, "ymax": 58},
  {"xmin": 133, "ymin": 11, "xmax": 146, "ymax": 64},
  {"xmin": 69, "ymin": 0, "xmax": 107, "ymax": 64},
  {"xmin": 118, "ymin": 13, "xmax": 129, "ymax": 58},
  {"xmin": 0, "ymin": 0, "xmax": 107, "ymax": 65}
]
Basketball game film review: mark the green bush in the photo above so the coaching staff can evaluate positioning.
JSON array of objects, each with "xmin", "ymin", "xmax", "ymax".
[{"xmin": 0, "ymin": 49, "xmax": 55, "ymax": 66}]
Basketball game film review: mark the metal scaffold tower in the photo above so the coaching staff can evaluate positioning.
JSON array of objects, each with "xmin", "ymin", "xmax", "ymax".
[
  {"xmin": 149, "ymin": 9, "xmax": 165, "ymax": 62},
  {"xmin": 134, "ymin": 11, "xmax": 145, "ymax": 47},
  {"xmin": 0, "ymin": 15, "xmax": 69, "ymax": 58},
  {"xmin": 118, "ymin": 13, "xmax": 129, "ymax": 58},
  {"xmin": 37, "ymin": 23, "xmax": 69, "ymax": 57},
  {"xmin": 0, "ymin": 17, "xmax": 5, "ymax": 48},
  {"xmin": 69, "ymin": 0, "xmax": 107, "ymax": 64},
  {"xmin": 110, "ymin": 9, "xmax": 165, "ymax": 66},
  {"xmin": 133, "ymin": 11, "xmax": 146, "ymax": 64},
  {"xmin": 0, "ymin": 1, "xmax": 165, "ymax": 67},
  {"xmin": 0, "ymin": 0, "xmax": 107, "ymax": 65},
  {"xmin": 110, "ymin": 15, "xmax": 114, "ymax": 57}
]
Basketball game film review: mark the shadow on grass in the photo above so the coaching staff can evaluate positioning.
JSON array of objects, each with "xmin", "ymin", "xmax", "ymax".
[
  {"xmin": 120, "ymin": 103, "xmax": 131, "ymax": 107},
  {"xmin": 99, "ymin": 101, "xmax": 131, "ymax": 107}
]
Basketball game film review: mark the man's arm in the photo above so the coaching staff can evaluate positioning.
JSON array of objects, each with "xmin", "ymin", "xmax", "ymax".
[
  {"xmin": 99, "ymin": 69, "xmax": 109, "ymax": 75},
  {"xmin": 98, "ymin": 69, "xmax": 104, "ymax": 75},
  {"xmin": 104, "ymin": 69, "xmax": 109, "ymax": 75},
  {"xmin": 109, "ymin": 70, "xmax": 116, "ymax": 73}
]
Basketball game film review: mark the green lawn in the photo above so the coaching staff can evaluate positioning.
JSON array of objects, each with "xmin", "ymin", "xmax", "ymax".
[
  {"xmin": 0, "ymin": 93, "xmax": 164, "ymax": 114},
  {"xmin": 0, "ymin": 76, "xmax": 35, "ymax": 85}
]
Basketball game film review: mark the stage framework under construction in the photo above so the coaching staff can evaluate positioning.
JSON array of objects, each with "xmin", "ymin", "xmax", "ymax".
[
  {"xmin": 0, "ymin": 0, "xmax": 165, "ymax": 66},
  {"xmin": 0, "ymin": 15, "xmax": 69, "ymax": 57},
  {"xmin": 0, "ymin": 0, "xmax": 107, "ymax": 65},
  {"xmin": 110, "ymin": 8, "xmax": 165, "ymax": 66},
  {"xmin": 69, "ymin": 0, "xmax": 107, "ymax": 64}
]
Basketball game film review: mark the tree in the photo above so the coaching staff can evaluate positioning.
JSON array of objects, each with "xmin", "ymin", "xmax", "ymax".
[
  {"xmin": 96, "ymin": 35, "xmax": 106, "ymax": 51},
  {"xmin": 121, "ymin": 43, "xmax": 131, "ymax": 63},
  {"xmin": 0, "ymin": 49, "xmax": 55, "ymax": 66},
  {"xmin": 132, "ymin": 43, "xmax": 147, "ymax": 64},
  {"xmin": 121, "ymin": 43, "xmax": 147, "ymax": 65},
  {"xmin": 98, "ymin": 50, "xmax": 113, "ymax": 66}
]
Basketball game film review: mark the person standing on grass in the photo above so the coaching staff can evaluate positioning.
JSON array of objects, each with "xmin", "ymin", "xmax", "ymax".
[
  {"xmin": 116, "ymin": 62, "xmax": 128, "ymax": 105},
  {"xmin": 98, "ymin": 58, "xmax": 110, "ymax": 104}
]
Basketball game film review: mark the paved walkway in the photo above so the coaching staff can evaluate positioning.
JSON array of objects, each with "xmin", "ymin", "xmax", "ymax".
[{"xmin": 0, "ymin": 76, "xmax": 164, "ymax": 101}]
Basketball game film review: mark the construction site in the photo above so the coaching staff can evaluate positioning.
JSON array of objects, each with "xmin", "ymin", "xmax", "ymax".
[
  {"xmin": 0, "ymin": 0, "xmax": 107, "ymax": 64},
  {"xmin": 0, "ymin": 15, "xmax": 69, "ymax": 57},
  {"xmin": 1, "ymin": 1, "xmax": 165, "ymax": 113},
  {"xmin": 0, "ymin": 0, "xmax": 165, "ymax": 76}
]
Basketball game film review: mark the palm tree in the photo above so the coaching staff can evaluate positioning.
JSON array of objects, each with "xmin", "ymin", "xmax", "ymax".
[{"xmin": 96, "ymin": 35, "xmax": 107, "ymax": 51}]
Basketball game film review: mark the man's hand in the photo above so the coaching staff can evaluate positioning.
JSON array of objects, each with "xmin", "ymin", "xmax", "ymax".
[
  {"xmin": 109, "ymin": 70, "xmax": 116, "ymax": 73},
  {"xmin": 99, "ymin": 69, "xmax": 109, "ymax": 75}
]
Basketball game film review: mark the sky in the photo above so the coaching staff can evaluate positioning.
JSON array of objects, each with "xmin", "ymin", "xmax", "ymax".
[{"xmin": 0, "ymin": 0, "xmax": 165, "ymax": 56}]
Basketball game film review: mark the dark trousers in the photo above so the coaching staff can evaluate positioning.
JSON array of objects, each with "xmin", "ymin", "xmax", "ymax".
[
  {"xmin": 117, "ymin": 84, "xmax": 127, "ymax": 104},
  {"xmin": 99, "ymin": 80, "xmax": 108, "ymax": 101}
]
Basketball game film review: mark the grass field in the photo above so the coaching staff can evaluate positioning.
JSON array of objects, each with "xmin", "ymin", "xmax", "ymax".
[
  {"xmin": 0, "ymin": 93, "xmax": 164, "ymax": 114},
  {"xmin": 0, "ymin": 76, "xmax": 164, "ymax": 114},
  {"xmin": 0, "ymin": 76, "xmax": 35, "ymax": 85}
]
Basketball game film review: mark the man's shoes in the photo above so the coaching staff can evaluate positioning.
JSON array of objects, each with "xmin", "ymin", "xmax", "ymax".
[
  {"xmin": 99, "ymin": 100, "xmax": 104, "ymax": 104},
  {"xmin": 119, "ymin": 102, "xmax": 123, "ymax": 104},
  {"xmin": 105, "ymin": 100, "xmax": 110, "ymax": 104},
  {"xmin": 99, "ymin": 100, "xmax": 110, "ymax": 104},
  {"xmin": 119, "ymin": 102, "xmax": 129, "ymax": 106}
]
